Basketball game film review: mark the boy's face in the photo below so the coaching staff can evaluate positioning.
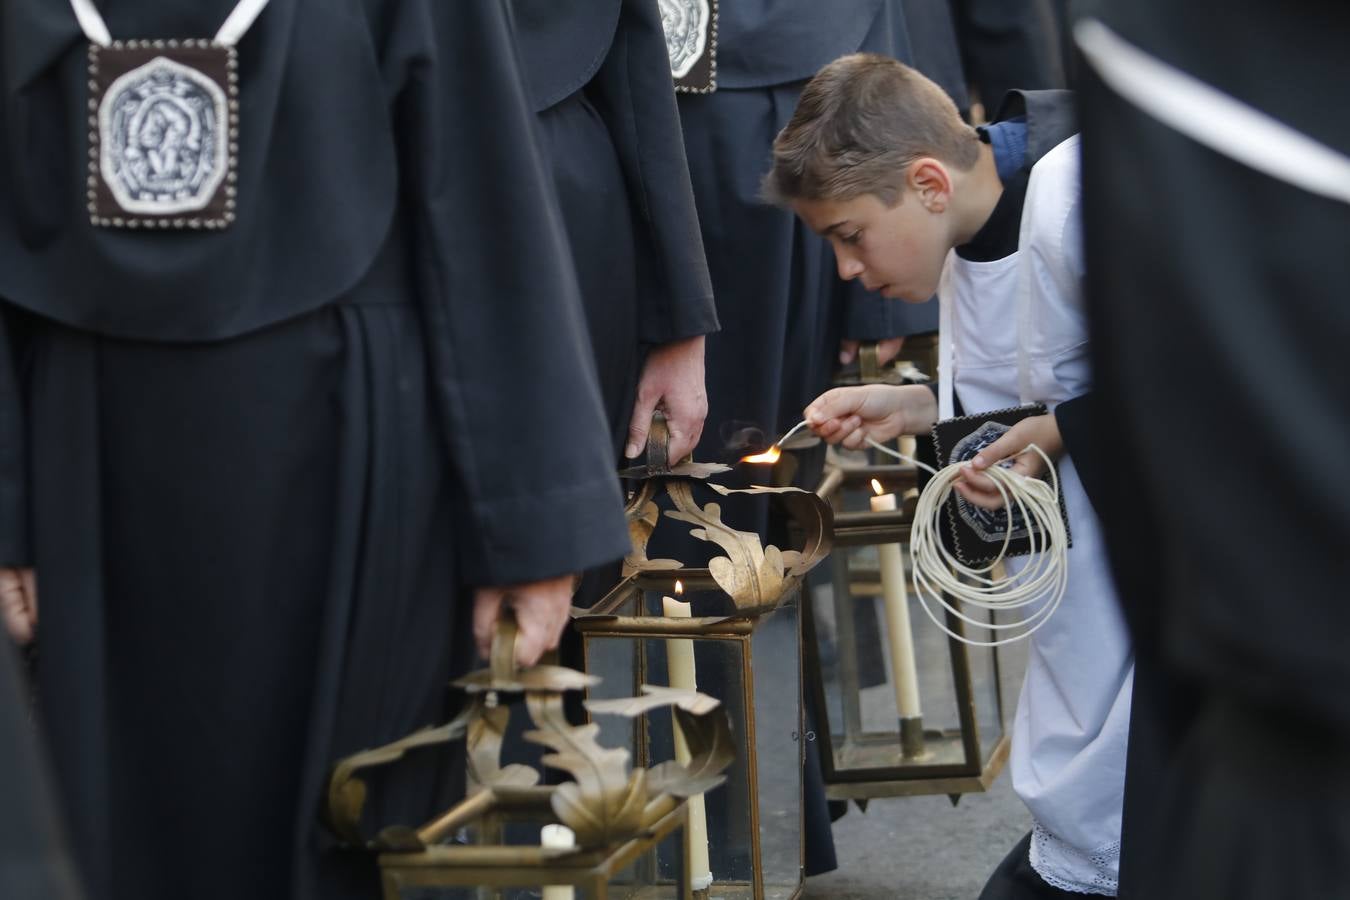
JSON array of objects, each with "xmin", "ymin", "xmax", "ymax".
[{"xmin": 793, "ymin": 184, "xmax": 952, "ymax": 303}]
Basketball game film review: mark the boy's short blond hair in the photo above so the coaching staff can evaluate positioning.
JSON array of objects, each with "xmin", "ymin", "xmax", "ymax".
[{"xmin": 764, "ymin": 53, "xmax": 980, "ymax": 206}]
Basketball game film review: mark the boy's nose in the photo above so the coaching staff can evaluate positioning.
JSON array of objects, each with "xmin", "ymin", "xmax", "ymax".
[{"xmin": 836, "ymin": 252, "xmax": 864, "ymax": 282}]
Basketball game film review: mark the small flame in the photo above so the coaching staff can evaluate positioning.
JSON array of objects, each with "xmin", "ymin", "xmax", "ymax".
[
  {"xmin": 871, "ymin": 478, "xmax": 886, "ymax": 496},
  {"xmin": 741, "ymin": 445, "xmax": 782, "ymax": 465},
  {"xmin": 674, "ymin": 580, "xmax": 684, "ymax": 596}
]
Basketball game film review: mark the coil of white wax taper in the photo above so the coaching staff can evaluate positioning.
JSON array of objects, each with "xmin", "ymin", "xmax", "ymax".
[
  {"xmin": 759, "ymin": 418, "xmax": 1067, "ymax": 647},
  {"xmin": 865, "ymin": 437, "xmax": 1067, "ymax": 646}
]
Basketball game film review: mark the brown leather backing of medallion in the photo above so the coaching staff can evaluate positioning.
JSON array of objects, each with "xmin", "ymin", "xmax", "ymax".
[
  {"xmin": 88, "ymin": 41, "xmax": 238, "ymax": 231},
  {"xmin": 674, "ymin": 0, "xmax": 718, "ymax": 94}
]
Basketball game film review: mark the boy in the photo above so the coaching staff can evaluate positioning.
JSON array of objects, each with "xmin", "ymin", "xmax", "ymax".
[{"xmin": 763, "ymin": 54, "xmax": 1133, "ymax": 897}]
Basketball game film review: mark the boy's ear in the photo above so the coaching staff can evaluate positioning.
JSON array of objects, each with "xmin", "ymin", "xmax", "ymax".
[{"xmin": 906, "ymin": 158, "xmax": 953, "ymax": 213}]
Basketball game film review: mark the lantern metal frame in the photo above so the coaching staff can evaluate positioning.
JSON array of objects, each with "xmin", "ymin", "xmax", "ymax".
[
  {"xmin": 377, "ymin": 794, "xmax": 691, "ymax": 900},
  {"xmin": 324, "ymin": 615, "xmax": 737, "ymax": 900},
  {"xmin": 804, "ymin": 459, "xmax": 1011, "ymax": 801},
  {"xmin": 576, "ymin": 568, "xmax": 806, "ymax": 900}
]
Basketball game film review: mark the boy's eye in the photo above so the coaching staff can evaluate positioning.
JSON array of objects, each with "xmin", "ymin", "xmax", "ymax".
[{"xmin": 839, "ymin": 229, "xmax": 863, "ymax": 246}]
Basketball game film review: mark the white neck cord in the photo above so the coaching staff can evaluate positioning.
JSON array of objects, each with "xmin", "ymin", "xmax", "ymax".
[
  {"xmin": 863, "ymin": 436, "xmax": 1069, "ymax": 647},
  {"xmin": 68, "ymin": 0, "xmax": 271, "ymax": 47}
]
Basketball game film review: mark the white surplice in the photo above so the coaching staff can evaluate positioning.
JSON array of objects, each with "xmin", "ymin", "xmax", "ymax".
[{"xmin": 939, "ymin": 135, "xmax": 1135, "ymax": 895}]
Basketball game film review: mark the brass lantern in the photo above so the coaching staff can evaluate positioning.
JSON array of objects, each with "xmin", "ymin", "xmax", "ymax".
[
  {"xmin": 576, "ymin": 423, "xmax": 833, "ymax": 900},
  {"xmin": 324, "ymin": 616, "xmax": 736, "ymax": 900},
  {"xmin": 799, "ymin": 339, "xmax": 1011, "ymax": 802}
]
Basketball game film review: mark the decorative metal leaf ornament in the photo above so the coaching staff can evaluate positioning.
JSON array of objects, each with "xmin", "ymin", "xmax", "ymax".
[
  {"xmin": 453, "ymin": 665, "xmax": 600, "ymax": 694},
  {"xmin": 664, "ymin": 481, "xmax": 793, "ymax": 612},
  {"xmin": 615, "ymin": 413, "xmax": 833, "ymax": 611},
  {"xmin": 466, "ymin": 703, "xmax": 542, "ymax": 790},
  {"xmin": 623, "ymin": 498, "xmax": 682, "ymax": 576},
  {"xmin": 705, "ymin": 482, "xmax": 834, "ymax": 576},
  {"xmin": 588, "ymin": 686, "xmax": 736, "ymax": 800},
  {"xmin": 584, "ymin": 684, "xmax": 720, "ymax": 718},
  {"xmin": 324, "ymin": 709, "xmax": 475, "ymax": 845},
  {"xmin": 523, "ymin": 693, "xmax": 647, "ymax": 845}
]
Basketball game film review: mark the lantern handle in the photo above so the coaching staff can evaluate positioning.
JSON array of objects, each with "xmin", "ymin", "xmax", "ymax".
[
  {"xmin": 490, "ymin": 608, "xmax": 520, "ymax": 682},
  {"xmin": 859, "ymin": 341, "xmax": 882, "ymax": 383},
  {"xmin": 644, "ymin": 411, "xmax": 672, "ymax": 471}
]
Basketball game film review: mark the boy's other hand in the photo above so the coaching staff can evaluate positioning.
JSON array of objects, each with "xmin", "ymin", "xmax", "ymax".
[
  {"xmin": 839, "ymin": 336, "xmax": 904, "ymax": 367},
  {"xmin": 473, "ymin": 574, "xmax": 574, "ymax": 668},
  {"xmin": 805, "ymin": 384, "xmax": 937, "ymax": 449},
  {"xmin": 625, "ymin": 336, "xmax": 708, "ymax": 463},
  {"xmin": 954, "ymin": 413, "xmax": 1065, "ymax": 511},
  {"xmin": 0, "ymin": 568, "xmax": 37, "ymax": 644}
]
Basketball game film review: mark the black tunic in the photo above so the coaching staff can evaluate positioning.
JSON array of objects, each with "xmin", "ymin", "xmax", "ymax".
[
  {"xmin": 1076, "ymin": 0, "xmax": 1350, "ymax": 896},
  {"xmin": 512, "ymin": 0, "xmax": 718, "ymax": 452},
  {"xmin": 0, "ymin": 2, "xmax": 630, "ymax": 899}
]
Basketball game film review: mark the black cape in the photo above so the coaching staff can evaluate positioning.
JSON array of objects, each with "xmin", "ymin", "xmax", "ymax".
[
  {"xmin": 1076, "ymin": 0, "xmax": 1350, "ymax": 896},
  {"xmin": 0, "ymin": 2, "xmax": 629, "ymax": 898}
]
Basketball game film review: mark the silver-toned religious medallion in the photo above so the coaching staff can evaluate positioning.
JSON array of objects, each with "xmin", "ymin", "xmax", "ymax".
[
  {"xmin": 70, "ymin": 0, "xmax": 268, "ymax": 231},
  {"xmin": 88, "ymin": 42, "xmax": 237, "ymax": 229},
  {"xmin": 659, "ymin": 0, "xmax": 718, "ymax": 93}
]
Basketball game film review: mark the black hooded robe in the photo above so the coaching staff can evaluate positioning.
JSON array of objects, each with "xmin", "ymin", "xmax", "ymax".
[
  {"xmin": 1075, "ymin": 1, "xmax": 1350, "ymax": 896},
  {"xmin": 0, "ymin": 2, "xmax": 629, "ymax": 899}
]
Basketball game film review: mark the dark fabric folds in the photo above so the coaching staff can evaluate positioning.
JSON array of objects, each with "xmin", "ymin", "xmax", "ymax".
[
  {"xmin": 1, "ymin": 5, "xmax": 632, "ymax": 900},
  {"xmin": 0, "ymin": 0, "xmax": 396, "ymax": 341},
  {"xmin": 0, "ymin": 639, "xmax": 84, "ymax": 900}
]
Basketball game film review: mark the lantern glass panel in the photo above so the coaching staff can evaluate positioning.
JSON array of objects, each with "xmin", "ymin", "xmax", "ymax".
[
  {"xmin": 749, "ymin": 596, "xmax": 803, "ymax": 899},
  {"xmin": 962, "ymin": 601, "xmax": 1008, "ymax": 753},
  {"xmin": 811, "ymin": 547, "xmax": 970, "ymax": 773}
]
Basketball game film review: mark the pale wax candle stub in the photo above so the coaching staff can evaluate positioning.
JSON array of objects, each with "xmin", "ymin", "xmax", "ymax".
[
  {"xmin": 871, "ymin": 491, "xmax": 898, "ymax": 512},
  {"xmin": 540, "ymin": 825, "xmax": 576, "ymax": 900},
  {"xmin": 663, "ymin": 594, "xmax": 713, "ymax": 887},
  {"xmin": 870, "ymin": 489, "xmax": 923, "ymax": 721}
]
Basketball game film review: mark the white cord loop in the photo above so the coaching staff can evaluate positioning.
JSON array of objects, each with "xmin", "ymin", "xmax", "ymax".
[{"xmin": 866, "ymin": 437, "xmax": 1068, "ymax": 647}]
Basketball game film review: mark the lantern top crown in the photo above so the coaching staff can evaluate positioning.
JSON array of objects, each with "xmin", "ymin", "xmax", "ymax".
[{"xmin": 618, "ymin": 414, "xmax": 833, "ymax": 615}]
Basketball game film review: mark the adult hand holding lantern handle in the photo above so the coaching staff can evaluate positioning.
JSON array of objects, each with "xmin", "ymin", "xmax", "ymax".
[{"xmin": 473, "ymin": 575, "xmax": 574, "ymax": 668}]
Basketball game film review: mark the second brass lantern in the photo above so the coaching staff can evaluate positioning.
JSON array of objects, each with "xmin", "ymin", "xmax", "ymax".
[{"xmin": 800, "ymin": 338, "xmax": 1012, "ymax": 801}]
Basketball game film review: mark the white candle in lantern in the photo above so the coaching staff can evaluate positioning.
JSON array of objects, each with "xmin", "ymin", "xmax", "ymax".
[
  {"xmin": 663, "ymin": 583, "xmax": 714, "ymax": 891},
  {"xmin": 870, "ymin": 480, "xmax": 924, "ymax": 729},
  {"xmin": 540, "ymin": 823, "xmax": 576, "ymax": 900}
]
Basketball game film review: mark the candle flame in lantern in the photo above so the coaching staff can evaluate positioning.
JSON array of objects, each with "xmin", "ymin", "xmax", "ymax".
[
  {"xmin": 675, "ymin": 580, "xmax": 683, "ymax": 596},
  {"xmin": 740, "ymin": 445, "xmax": 782, "ymax": 464},
  {"xmin": 872, "ymin": 478, "xmax": 885, "ymax": 496}
]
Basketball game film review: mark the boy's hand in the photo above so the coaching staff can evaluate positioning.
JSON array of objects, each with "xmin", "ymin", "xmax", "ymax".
[
  {"xmin": 805, "ymin": 384, "xmax": 937, "ymax": 449},
  {"xmin": 0, "ymin": 568, "xmax": 37, "ymax": 644},
  {"xmin": 954, "ymin": 414, "xmax": 1065, "ymax": 511},
  {"xmin": 625, "ymin": 336, "xmax": 707, "ymax": 463},
  {"xmin": 473, "ymin": 575, "xmax": 574, "ymax": 668}
]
